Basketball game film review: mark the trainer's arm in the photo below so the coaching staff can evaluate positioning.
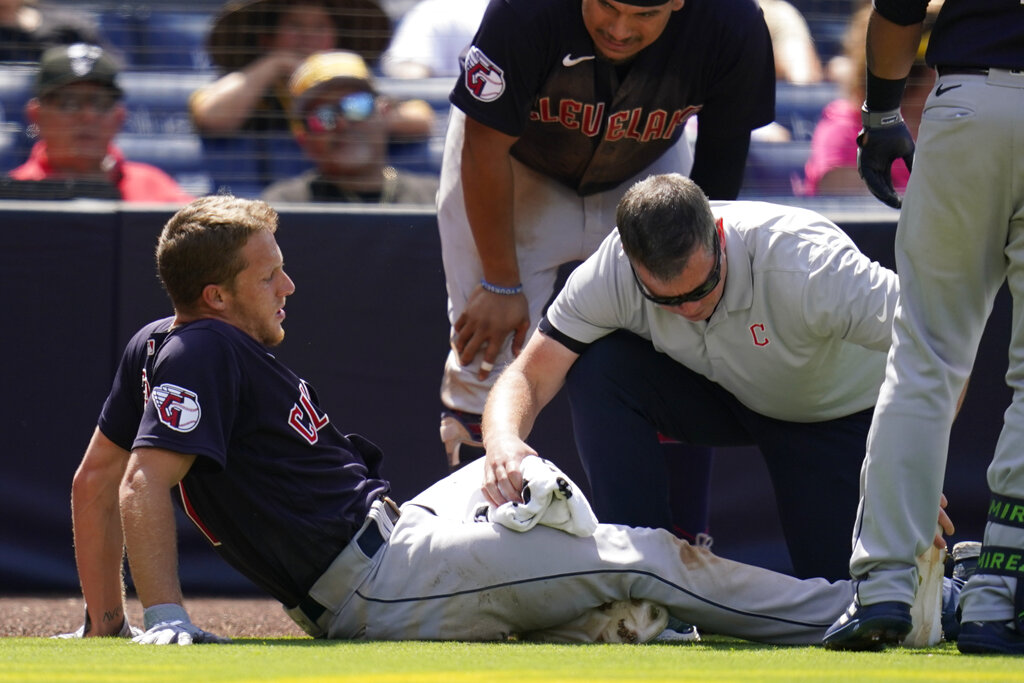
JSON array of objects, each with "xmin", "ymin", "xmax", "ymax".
[
  {"xmin": 119, "ymin": 447, "xmax": 196, "ymax": 611},
  {"xmin": 454, "ymin": 116, "xmax": 530, "ymax": 379},
  {"xmin": 481, "ymin": 329, "xmax": 580, "ymax": 506},
  {"xmin": 71, "ymin": 428, "xmax": 133, "ymax": 636}
]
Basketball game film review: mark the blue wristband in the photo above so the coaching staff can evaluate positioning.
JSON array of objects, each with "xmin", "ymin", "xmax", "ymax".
[{"xmin": 480, "ymin": 279, "xmax": 523, "ymax": 296}]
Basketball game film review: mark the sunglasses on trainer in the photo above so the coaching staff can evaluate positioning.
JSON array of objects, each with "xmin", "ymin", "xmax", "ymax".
[
  {"xmin": 630, "ymin": 224, "xmax": 723, "ymax": 306},
  {"xmin": 303, "ymin": 91, "xmax": 376, "ymax": 132}
]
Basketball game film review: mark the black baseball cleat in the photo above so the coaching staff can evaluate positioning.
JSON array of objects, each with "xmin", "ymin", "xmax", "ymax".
[
  {"xmin": 823, "ymin": 601, "xmax": 913, "ymax": 651},
  {"xmin": 957, "ymin": 620, "xmax": 1024, "ymax": 655}
]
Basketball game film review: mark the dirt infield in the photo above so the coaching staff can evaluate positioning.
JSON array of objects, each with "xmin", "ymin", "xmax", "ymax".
[{"xmin": 0, "ymin": 596, "xmax": 305, "ymax": 638}]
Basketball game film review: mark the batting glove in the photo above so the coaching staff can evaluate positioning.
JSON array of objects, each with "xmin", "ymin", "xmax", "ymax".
[
  {"xmin": 52, "ymin": 608, "xmax": 143, "ymax": 639},
  {"xmin": 133, "ymin": 603, "xmax": 230, "ymax": 645},
  {"xmin": 856, "ymin": 106, "xmax": 915, "ymax": 209}
]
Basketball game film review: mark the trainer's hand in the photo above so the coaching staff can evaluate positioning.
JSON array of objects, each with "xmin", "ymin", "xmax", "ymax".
[
  {"xmin": 934, "ymin": 493, "xmax": 955, "ymax": 550},
  {"xmin": 133, "ymin": 604, "xmax": 230, "ymax": 645},
  {"xmin": 454, "ymin": 286, "xmax": 529, "ymax": 379},
  {"xmin": 482, "ymin": 435, "xmax": 535, "ymax": 506},
  {"xmin": 52, "ymin": 609, "xmax": 143, "ymax": 639},
  {"xmin": 856, "ymin": 107, "xmax": 915, "ymax": 209}
]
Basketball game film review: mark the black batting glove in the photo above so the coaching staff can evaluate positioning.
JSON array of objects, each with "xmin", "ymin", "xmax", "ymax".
[{"xmin": 856, "ymin": 106, "xmax": 915, "ymax": 209}]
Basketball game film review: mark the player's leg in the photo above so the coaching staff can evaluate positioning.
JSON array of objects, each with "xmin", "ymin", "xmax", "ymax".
[
  {"xmin": 959, "ymin": 72, "xmax": 1024, "ymax": 654},
  {"xmin": 342, "ymin": 503, "xmax": 854, "ymax": 644},
  {"xmin": 753, "ymin": 409, "xmax": 872, "ymax": 581},
  {"xmin": 437, "ymin": 110, "xmax": 583, "ymax": 467},
  {"xmin": 564, "ymin": 330, "xmax": 748, "ymax": 534},
  {"xmin": 830, "ymin": 74, "xmax": 1011, "ymax": 648}
]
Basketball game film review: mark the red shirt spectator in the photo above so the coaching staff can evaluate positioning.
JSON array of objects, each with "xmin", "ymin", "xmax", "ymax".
[{"xmin": 11, "ymin": 141, "xmax": 193, "ymax": 202}]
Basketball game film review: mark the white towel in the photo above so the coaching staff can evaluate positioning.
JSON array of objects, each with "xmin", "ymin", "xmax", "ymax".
[{"xmin": 483, "ymin": 455, "xmax": 599, "ymax": 537}]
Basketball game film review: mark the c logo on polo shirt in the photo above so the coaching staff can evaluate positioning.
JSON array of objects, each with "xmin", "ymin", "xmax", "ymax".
[
  {"xmin": 750, "ymin": 323, "xmax": 770, "ymax": 347},
  {"xmin": 151, "ymin": 383, "xmax": 202, "ymax": 432}
]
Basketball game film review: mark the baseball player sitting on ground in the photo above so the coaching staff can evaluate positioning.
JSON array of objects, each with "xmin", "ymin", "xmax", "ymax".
[
  {"xmin": 823, "ymin": 0, "xmax": 1024, "ymax": 655},
  {"xmin": 63, "ymin": 195, "xmax": 962, "ymax": 645},
  {"xmin": 481, "ymin": 172, "xmax": 921, "ymax": 583}
]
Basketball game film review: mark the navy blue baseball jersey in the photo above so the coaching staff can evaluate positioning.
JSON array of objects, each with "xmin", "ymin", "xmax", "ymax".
[
  {"xmin": 876, "ymin": 0, "xmax": 1024, "ymax": 70},
  {"xmin": 450, "ymin": 0, "xmax": 775, "ymax": 196},
  {"xmin": 98, "ymin": 317, "xmax": 389, "ymax": 606}
]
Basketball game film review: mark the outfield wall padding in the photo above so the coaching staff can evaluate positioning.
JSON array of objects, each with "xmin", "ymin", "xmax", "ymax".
[{"xmin": 0, "ymin": 202, "xmax": 1006, "ymax": 594}]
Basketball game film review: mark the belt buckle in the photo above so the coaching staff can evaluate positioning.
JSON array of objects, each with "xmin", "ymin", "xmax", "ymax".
[{"xmin": 381, "ymin": 495, "xmax": 401, "ymax": 522}]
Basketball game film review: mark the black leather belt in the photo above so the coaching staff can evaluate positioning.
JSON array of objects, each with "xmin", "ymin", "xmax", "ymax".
[
  {"xmin": 296, "ymin": 496, "xmax": 400, "ymax": 625},
  {"xmin": 937, "ymin": 66, "xmax": 989, "ymax": 76}
]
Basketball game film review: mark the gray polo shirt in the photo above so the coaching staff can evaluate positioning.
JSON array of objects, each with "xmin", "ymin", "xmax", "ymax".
[{"xmin": 545, "ymin": 201, "xmax": 898, "ymax": 422}]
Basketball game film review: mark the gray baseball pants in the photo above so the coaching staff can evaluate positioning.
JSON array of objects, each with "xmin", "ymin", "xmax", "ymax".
[
  {"xmin": 851, "ymin": 69, "xmax": 1024, "ymax": 622},
  {"xmin": 293, "ymin": 462, "xmax": 855, "ymax": 643}
]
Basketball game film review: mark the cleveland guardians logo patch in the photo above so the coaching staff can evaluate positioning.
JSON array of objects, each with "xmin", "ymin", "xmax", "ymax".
[
  {"xmin": 151, "ymin": 383, "xmax": 202, "ymax": 432},
  {"xmin": 464, "ymin": 46, "xmax": 505, "ymax": 102}
]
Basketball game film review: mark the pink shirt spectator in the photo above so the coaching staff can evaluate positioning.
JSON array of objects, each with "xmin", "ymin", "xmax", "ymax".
[{"xmin": 801, "ymin": 99, "xmax": 910, "ymax": 197}]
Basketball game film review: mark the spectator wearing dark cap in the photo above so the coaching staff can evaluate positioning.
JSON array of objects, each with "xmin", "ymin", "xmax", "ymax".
[
  {"xmin": 190, "ymin": 0, "xmax": 433, "ymax": 193},
  {"xmin": 8, "ymin": 43, "xmax": 193, "ymax": 202},
  {"xmin": 261, "ymin": 50, "xmax": 438, "ymax": 204}
]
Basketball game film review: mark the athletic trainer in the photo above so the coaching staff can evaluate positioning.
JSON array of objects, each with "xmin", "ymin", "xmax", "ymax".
[{"xmin": 480, "ymin": 173, "xmax": 899, "ymax": 581}]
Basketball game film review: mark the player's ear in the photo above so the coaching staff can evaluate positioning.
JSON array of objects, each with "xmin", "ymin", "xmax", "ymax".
[{"xmin": 200, "ymin": 283, "xmax": 228, "ymax": 311}]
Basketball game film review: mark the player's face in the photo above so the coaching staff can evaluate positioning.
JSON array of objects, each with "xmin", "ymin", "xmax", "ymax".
[
  {"xmin": 581, "ymin": 0, "xmax": 684, "ymax": 64},
  {"xmin": 631, "ymin": 235, "xmax": 726, "ymax": 322},
  {"xmin": 221, "ymin": 231, "xmax": 296, "ymax": 347},
  {"xmin": 30, "ymin": 82, "xmax": 125, "ymax": 174},
  {"xmin": 298, "ymin": 84, "xmax": 387, "ymax": 179}
]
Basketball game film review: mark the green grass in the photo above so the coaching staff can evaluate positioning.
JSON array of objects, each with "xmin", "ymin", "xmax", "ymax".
[{"xmin": 0, "ymin": 636, "xmax": 1018, "ymax": 682}]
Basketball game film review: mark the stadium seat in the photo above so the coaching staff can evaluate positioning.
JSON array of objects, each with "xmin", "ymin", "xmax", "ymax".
[
  {"xmin": 97, "ymin": 5, "xmax": 216, "ymax": 71},
  {"xmin": 114, "ymin": 132, "xmax": 212, "ymax": 196},
  {"xmin": 0, "ymin": 66, "xmax": 33, "ymax": 127},
  {"xmin": 774, "ymin": 81, "xmax": 839, "ymax": 142},
  {"xmin": 95, "ymin": 6, "xmax": 141, "ymax": 67},
  {"xmin": 740, "ymin": 140, "xmax": 812, "ymax": 198},
  {"xmin": 118, "ymin": 71, "xmax": 213, "ymax": 135},
  {"xmin": 136, "ymin": 10, "xmax": 214, "ymax": 71}
]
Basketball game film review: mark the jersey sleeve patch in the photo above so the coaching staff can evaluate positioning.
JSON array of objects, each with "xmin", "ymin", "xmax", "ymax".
[
  {"xmin": 463, "ymin": 45, "xmax": 506, "ymax": 102},
  {"xmin": 151, "ymin": 383, "xmax": 202, "ymax": 433}
]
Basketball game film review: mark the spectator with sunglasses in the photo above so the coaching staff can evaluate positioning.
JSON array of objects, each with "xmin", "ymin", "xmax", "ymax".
[
  {"xmin": 261, "ymin": 51, "xmax": 437, "ymax": 204},
  {"xmin": 481, "ymin": 173, "xmax": 899, "ymax": 582},
  {"xmin": 7, "ymin": 43, "xmax": 193, "ymax": 202}
]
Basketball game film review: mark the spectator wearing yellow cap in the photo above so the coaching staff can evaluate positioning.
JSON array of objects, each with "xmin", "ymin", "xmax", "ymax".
[
  {"xmin": 261, "ymin": 50, "xmax": 438, "ymax": 204},
  {"xmin": 190, "ymin": 1, "xmax": 434, "ymax": 194}
]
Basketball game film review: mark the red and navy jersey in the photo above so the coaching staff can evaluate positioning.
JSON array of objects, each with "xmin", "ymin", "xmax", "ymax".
[
  {"xmin": 450, "ymin": 0, "xmax": 775, "ymax": 195},
  {"xmin": 875, "ymin": 0, "xmax": 1024, "ymax": 70},
  {"xmin": 98, "ymin": 317, "xmax": 389, "ymax": 606}
]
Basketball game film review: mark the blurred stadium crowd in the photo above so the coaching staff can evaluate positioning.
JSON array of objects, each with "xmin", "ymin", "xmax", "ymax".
[{"xmin": 0, "ymin": 0, "xmax": 882, "ymax": 200}]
